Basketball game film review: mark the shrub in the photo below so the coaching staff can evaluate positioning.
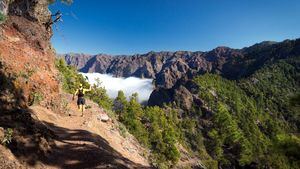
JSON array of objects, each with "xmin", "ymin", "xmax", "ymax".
[
  {"xmin": 0, "ymin": 12, "xmax": 6, "ymax": 24},
  {"xmin": 113, "ymin": 90, "xmax": 128, "ymax": 115},
  {"xmin": 56, "ymin": 58, "xmax": 113, "ymax": 110},
  {"xmin": 55, "ymin": 58, "xmax": 89, "ymax": 93},
  {"xmin": 86, "ymin": 84, "xmax": 113, "ymax": 110},
  {"xmin": 28, "ymin": 92, "xmax": 44, "ymax": 106},
  {"xmin": 1, "ymin": 128, "xmax": 13, "ymax": 146}
]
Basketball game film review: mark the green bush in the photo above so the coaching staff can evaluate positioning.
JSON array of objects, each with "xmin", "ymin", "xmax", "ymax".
[
  {"xmin": 113, "ymin": 93, "xmax": 181, "ymax": 167},
  {"xmin": 55, "ymin": 58, "xmax": 89, "ymax": 93},
  {"xmin": 86, "ymin": 84, "xmax": 112, "ymax": 110},
  {"xmin": 55, "ymin": 58, "xmax": 112, "ymax": 110},
  {"xmin": 1, "ymin": 128, "xmax": 13, "ymax": 146},
  {"xmin": 144, "ymin": 106, "xmax": 180, "ymax": 165},
  {"xmin": 0, "ymin": 12, "xmax": 6, "ymax": 23},
  {"xmin": 120, "ymin": 93, "xmax": 148, "ymax": 145},
  {"xmin": 276, "ymin": 134, "xmax": 300, "ymax": 159},
  {"xmin": 113, "ymin": 90, "xmax": 128, "ymax": 115},
  {"xmin": 28, "ymin": 92, "xmax": 44, "ymax": 106}
]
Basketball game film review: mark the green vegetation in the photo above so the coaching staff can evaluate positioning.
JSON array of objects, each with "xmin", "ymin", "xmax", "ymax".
[
  {"xmin": 86, "ymin": 78, "xmax": 112, "ymax": 110},
  {"xmin": 194, "ymin": 65, "xmax": 299, "ymax": 168},
  {"xmin": 113, "ymin": 90, "xmax": 128, "ymax": 115},
  {"xmin": 0, "ymin": 12, "xmax": 6, "ymax": 23},
  {"xmin": 195, "ymin": 74, "xmax": 268, "ymax": 167},
  {"xmin": 113, "ymin": 91, "xmax": 217, "ymax": 168},
  {"xmin": 28, "ymin": 91, "xmax": 44, "ymax": 106},
  {"xmin": 1, "ymin": 128, "xmax": 13, "ymax": 146},
  {"xmin": 143, "ymin": 106, "xmax": 181, "ymax": 168},
  {"xmin": 119, "ymin": 93, "xmax": 149, "ymax": 146},
  {"xmin": 55, "ymin": 58, "xmax": 112, "ymax": 110},
  {"xmin": 55, "ymin": 58, "xmax": 89, "ymax": 93},
  {"xmin": 238, "ymin": 58, "xmax": 300, "ymax": 130},
  {"xmin": 113, "ymin": 92, "xmax": 181, "ymax": 168}
]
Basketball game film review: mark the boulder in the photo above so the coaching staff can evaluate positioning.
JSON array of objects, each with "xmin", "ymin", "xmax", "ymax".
[
  {"xmin": 0, "ymin": 0, "xmax": 8, "ymax": 15},
  {"xmin": 97, "ymin": 113, "xmax": 109, "ymax": 122}
]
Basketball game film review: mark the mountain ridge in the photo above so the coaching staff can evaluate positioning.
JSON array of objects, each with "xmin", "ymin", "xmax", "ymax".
[
  {"xmin": 59, "ymin": 38, "xmax": 299, "ymax": 88},
  {"xmin": 59, "ymin": 38, "xmax": 300, "ymax": 112}
]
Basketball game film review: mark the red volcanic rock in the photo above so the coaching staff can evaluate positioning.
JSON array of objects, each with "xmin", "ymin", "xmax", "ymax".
[{"xmin": 0, "ymin": 0, "xmax": 60, "ymax": 110}]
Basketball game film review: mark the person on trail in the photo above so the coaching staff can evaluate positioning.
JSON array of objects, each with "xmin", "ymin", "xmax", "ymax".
[{"xmin": 73, "ymin": 84, "xmax": 92, "ymax": 116}]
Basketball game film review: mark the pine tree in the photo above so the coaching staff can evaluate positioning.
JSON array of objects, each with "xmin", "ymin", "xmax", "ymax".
[
  {"xmin": 122, "ymin": 93, "xmax": 148, "ymax": 145},
  {"xmin": 113, "ymin": 90, "xmax": 128, "ymax": 115}
]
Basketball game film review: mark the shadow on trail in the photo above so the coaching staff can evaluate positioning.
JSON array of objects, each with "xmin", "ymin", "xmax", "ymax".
[{"xmin": 42, "ymin": 121, "xmax": 148, "ymax": 169}]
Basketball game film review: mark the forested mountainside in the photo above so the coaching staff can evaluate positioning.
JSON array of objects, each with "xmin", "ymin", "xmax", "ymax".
[{"xmin": 61, "ymin": 39, "xmax": 300, "ymax": 168}]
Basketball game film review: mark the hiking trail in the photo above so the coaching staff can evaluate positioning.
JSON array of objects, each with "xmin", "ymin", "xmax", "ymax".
[{"xmin": 29, "ymin": 93, "xmax": 150, "ymax": 169}]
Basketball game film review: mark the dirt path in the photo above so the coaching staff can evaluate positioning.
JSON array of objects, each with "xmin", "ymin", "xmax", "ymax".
[{"xmin": 30, "ymin": 94, "xmax": 150, "ymax": 169}]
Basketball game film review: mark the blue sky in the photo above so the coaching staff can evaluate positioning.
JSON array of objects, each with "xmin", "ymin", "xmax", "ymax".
[{"xmin": 49, "ymin": 0, "xmax": 300, "ymax": 55}]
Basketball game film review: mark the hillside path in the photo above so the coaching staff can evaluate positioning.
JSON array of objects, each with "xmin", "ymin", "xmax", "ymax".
[{"xmin": 30, "ymin": 94, "xmax": 150, "ymax": 169}]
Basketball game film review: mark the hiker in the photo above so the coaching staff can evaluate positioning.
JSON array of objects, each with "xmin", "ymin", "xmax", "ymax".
[{"xmin": 73, "ymin": 84, "xmax": 92, "ymax": 116}]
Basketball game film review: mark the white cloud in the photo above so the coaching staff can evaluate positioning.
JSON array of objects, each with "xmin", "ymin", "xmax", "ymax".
[{"xmin": 80, "ymin": 73, "xmax": 154, "ymax": 102}]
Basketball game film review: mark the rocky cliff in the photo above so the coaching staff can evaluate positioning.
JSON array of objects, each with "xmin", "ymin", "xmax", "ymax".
[
  {"xmin": 60, "ymin": 39, "xmax": 300, "ymax": 108},
  {"xmin": 0, "ymin": 0, "xmax": 60, "ymax": 168},
  {"xmin": 60, "ymin": 40, "xmax": 299, "ymax": 88},
  {"xmin": 0, "ymin": 0, "xmax": 59, "ymax": 109}
]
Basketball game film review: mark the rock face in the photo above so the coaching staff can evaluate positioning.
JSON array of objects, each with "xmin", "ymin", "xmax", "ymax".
[
  {"xmin": 0, "ymin": 0, "xmax": 59, "ymax": 110},
  {"xmin": 0, "ymin": 1, "xmax": 61, "ymax": 168},
  {"xmin": 59, "ymin": 51, "xmax": 174, "ymax": 78},
  {"xmin": 8, "ymin": 0, "xmax": 51, "ymax": 24},
  {"xmin": 0, "ymin": 0, "xmax": 8, "ymax": 15},
  {"xmin": 61, "ymin": 39, "xmax": 300, "ymax": 108},
  {"xmin": 59, "ymin": 46, "xmax": 261, "ymax": 90},
  {"xmin": 60, "ymin": 39, "xmax": 300, "ymax": 89}
]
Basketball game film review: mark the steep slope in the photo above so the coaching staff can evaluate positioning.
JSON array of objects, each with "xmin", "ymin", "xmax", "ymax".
[
  {"xmin": 0, "ymin": 0, "xmax": 60, "ymax": 110},
  {"xmin": 238, "ymin": 57, "xmax": 300, "ymax": 129},
  {"xmin": 192, "ymin": 73, "xmax": 299, "ymax": 168},
  {"xmin": 147, "ymin": 40, "xmax": 300, "ymax": 111},
  {"xmin": 1, "ymin": 1, "xmax": 61, "ymax": 168}
]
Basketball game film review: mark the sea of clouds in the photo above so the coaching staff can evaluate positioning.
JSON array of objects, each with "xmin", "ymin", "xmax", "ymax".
[{"xmin": 80, "ymin": 73, "xmax": 154, "ymax": 102}]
